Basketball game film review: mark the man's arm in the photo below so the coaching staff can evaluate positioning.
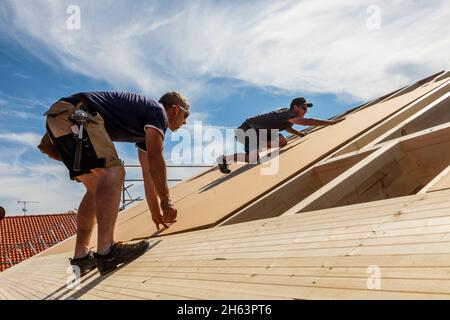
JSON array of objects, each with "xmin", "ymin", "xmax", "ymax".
[
  {"xmin": 145, "ymin": 127, "xmax": 177, "ymax": 224},
  {"xmin": 289, "ymin": 117, "xmax": 345, "ymax": 126},
  {"xmin": 285, "ymin": 127, "xmax": 307, "ymax": 137},
  {"xmin": 138, "ymin": 149, "xmax": 167, "ymax": 230}
]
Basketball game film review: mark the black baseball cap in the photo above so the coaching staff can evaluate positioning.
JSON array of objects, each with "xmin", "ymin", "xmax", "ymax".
[{"xmin": 290, "ymin": 97, "xmax": 313, "ymax": 108}]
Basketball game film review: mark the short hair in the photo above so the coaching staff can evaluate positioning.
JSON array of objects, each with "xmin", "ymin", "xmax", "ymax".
[{"xmin": 159, "ymin": 92, "xmax": 190, "ymax": 111}]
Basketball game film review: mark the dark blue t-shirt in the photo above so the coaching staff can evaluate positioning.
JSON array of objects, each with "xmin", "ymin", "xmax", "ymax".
[
  {"xmin": 69, "ymin": 91, "xmax": 168, "ymax": 150},
  {"xmin": 245, "ymin": 108, "xmax": 298, "ymax": 130}
]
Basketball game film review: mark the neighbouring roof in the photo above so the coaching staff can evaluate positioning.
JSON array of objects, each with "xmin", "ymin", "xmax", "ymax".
[{"xmin": 0, "ymin": 213, "xmax": 77, "ymax": 271}]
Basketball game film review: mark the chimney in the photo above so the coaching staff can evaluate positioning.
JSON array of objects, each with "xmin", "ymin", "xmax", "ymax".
[{"xmin": 0, "ymin": 206, "xmax": 5, "ymax": 221}]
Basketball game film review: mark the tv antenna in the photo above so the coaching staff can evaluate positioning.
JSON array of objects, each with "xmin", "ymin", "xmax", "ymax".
[{"xmin": 17, "ymin": 200, "xmax": 40, "ymax": 215}]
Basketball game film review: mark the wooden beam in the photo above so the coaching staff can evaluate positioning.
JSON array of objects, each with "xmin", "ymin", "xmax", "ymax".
[
  {"xmin": 419, "ymin": 165, "xmax": 450, "ymax": 194},
  {"xmin": 331, "ymin": 75, "xmax": 450, "ymax": 157},
  {"xmin": 284, "ymin": 123, "xmax": 450, "ymax": 215},
  {"xmin": 363, "ymin": 91, "xmax": 450, "ymax": 149},
  {"xmin": 219, "ymin": 150, "xmax": 375, "ymax": 226}
]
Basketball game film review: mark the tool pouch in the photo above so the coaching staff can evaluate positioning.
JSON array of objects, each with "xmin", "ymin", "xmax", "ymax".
[
  {"xmin": 37, "ymin": 132, "xmax": 62, "ymax": 161},
  {"xmin": 44, "ymin": 101, "xmax": 77, "ymax": 138},
  {"xmin": 38, "ymin": 101, "xmax": 81, "ymax": 161}
]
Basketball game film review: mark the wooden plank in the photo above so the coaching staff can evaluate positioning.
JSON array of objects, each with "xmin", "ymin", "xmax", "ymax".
[
  {"xmin": 154, "ymin": 199, "xmax": 450, "ymax": 248},
  {"xmin": 123, "ymin": 265, "xmax": 450, "ymax": 281},
  {"xmin": 108, "ymin": 273, "xmax": 450, "ymax": 298},
  {"xmin": 67, "ymin": 253, "xmax": 450, "ymax": 269},
  {"xmin": 0, "ymin": 274, "xmax": 65, "ymax": 300},
  {"xmin": 94, "ymin": 277, "xmax": 285, "ymax": 300},
  {"xmin": 149, "ymin": 224, "xmax": 450, "ymax": 254},
  {"xmin": 144, "ymin": 230, "xmax": 450, "ymax": 257},
  {"xmin": 142, "ymin": 232, "xmax": 450, "ymax": 259},
  {"xmin": 113, "ymin": 270, "xmax": 450, "ymax": 295},
  {"xmin": 79, "ymin": 283, "xmax": 190, "ymax": 300},
  {"xmin": 300, "ymin": 287, "xmax": 450, "ymax": 300},
  {"xmin": 333, "ymin": 80, "xmax": 450, "ymax": 156},
  {"xmin": 158, "ymin": 200, "xmax": 450, "ymax": 249},
  {"xmin": 153, "ymin": 215, "xmax": 450, "ymax": 254},
  {"xmin": 0, "ymin": 277, "xmax": 42, "ymax": 300}
]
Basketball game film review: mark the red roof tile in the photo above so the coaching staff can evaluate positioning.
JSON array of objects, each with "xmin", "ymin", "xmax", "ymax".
[{"xmin": 0, "ymin": 213, "xmax": 77, "ymax": 271}]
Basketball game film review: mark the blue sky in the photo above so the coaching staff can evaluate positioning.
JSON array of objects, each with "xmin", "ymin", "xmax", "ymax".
[{"xmin": 0, "ymin": 0, "xmax": 449, "ymax": 215}]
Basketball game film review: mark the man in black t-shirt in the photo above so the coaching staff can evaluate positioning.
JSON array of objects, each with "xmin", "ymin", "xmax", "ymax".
[
  {"xmin": 39, "ymin": 91, "xmax": 190, "ymax": 276},
  {"xmin": 217, "ymin": 97, "xmax": 345, "ymax": 174}
]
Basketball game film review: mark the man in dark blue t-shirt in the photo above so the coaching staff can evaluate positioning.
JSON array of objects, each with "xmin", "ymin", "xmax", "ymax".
[{"xmin": 40, "ymin": 91, "xmax": 190, "ymax": 276}]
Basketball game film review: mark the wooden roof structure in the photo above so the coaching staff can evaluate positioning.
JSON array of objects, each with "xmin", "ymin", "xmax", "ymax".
[{"xmin": 1, "ymin": 71, "xmax": 450, "ymax": 299}]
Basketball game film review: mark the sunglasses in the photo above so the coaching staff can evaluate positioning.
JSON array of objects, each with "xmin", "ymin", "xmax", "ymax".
[{"xmin": 174, "ymin": 105, "xmax": 190, "ymax": 119}]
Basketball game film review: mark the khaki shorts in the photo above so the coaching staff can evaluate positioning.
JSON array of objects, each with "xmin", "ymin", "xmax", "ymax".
[{"xmin": 38, "ymin": 100, "xmax": 122, "ymax": 181}]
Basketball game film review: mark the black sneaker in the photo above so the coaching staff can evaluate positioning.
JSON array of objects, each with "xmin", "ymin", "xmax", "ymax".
[
  {"xmin": 217, "ymin": 156, "xmax": 231, "ymax": 174},
  {"xmin": 69, "ymin": 252, "xmax": 97, "ymax": 277},
  {"xmin": 93, "ymin": 240, "xmax": 150, "ymax": 276}
]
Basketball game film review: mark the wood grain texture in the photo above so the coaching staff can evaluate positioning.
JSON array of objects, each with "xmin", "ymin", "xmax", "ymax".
[{"xmin": 2, "ymin": 189, "xmax": 450, "ymax": 300}]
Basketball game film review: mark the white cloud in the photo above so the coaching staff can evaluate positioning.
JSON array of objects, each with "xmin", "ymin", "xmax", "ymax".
[
  {"xmin": 1, "ymin": 0, "xmax": 449, "ymax": 102},
  {"xmin": 0, "ymin": 145, "xmax": 84, "ymax": 215},
  {"xmin": 0, "ymin": 132, "xmax": 42, "ymax": 147}
]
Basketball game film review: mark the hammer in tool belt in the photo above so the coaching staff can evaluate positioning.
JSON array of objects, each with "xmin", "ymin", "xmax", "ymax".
[{"xmin": 69, "ymin": 109, "xmax": 95, "ymax": 172}]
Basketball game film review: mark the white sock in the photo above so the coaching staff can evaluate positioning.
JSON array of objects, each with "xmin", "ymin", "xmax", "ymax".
[
  {"xmin": 97, "ymin": 243, "xmax": 113, "ymax": 256},
  {"xmin": 73, "ymin": 252, "xmax": 89, "ymax": 260}
]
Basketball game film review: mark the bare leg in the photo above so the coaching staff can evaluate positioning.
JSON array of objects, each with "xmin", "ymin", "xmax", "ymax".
[
  {"xmin": 266, "ymin": 135, "xmax": 287, "ymax": 157},
  {"xmin": 74, "ymin": 191, "xmax": 97, "ymax": 258},
  {"xmin": 74, "ymin": 173, "xmax": 98, "ymax": 258},
  {"xmin": 91, "ymin": 166, "xmax": 125, "ymax": 253}
]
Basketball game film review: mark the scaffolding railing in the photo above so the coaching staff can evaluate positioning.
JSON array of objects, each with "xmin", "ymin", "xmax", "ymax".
[{"xmin": 121, "ymin": 163, "xmax": 213, "ymax": 210}]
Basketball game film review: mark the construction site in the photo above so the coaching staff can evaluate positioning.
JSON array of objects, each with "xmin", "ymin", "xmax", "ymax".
[{"xmin": 1, "ymin": 70, "xmax": 450, "ymax": 300}]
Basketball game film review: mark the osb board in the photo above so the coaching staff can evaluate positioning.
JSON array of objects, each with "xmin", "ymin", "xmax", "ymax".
[{"xmin": 40, "ymin": 72, "xmax": 450, "ymax": 257}]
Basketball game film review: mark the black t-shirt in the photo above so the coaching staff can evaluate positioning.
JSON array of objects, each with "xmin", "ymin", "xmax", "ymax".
[
  {"xmin": 70, "ymin": 91, "xmax": 168, "ymax": 150},
  {"xmin": 245, "ymin": 108, "xmax": 298, "ymax": 131}
]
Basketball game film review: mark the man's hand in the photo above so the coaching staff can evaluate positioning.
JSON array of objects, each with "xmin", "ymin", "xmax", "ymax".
[
  {"xmin": 285, "ymin": 127, "xmax": 307, "ymax": 137},
  {"xmin": 331, "ymin": 117, "xmax": 346, "ymax": 124},
  {"xmin": 161, "ymin": 199, "xmax": 177, "ymax": 224},
  {"xmin": 151, "ymin": 212, "xmax": 168, "ymax": 230}
]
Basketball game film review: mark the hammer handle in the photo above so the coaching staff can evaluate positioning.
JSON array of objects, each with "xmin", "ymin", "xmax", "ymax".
[{"xmin": 73, "ymin": 124, "xmax": 84, "ymax": 172}]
